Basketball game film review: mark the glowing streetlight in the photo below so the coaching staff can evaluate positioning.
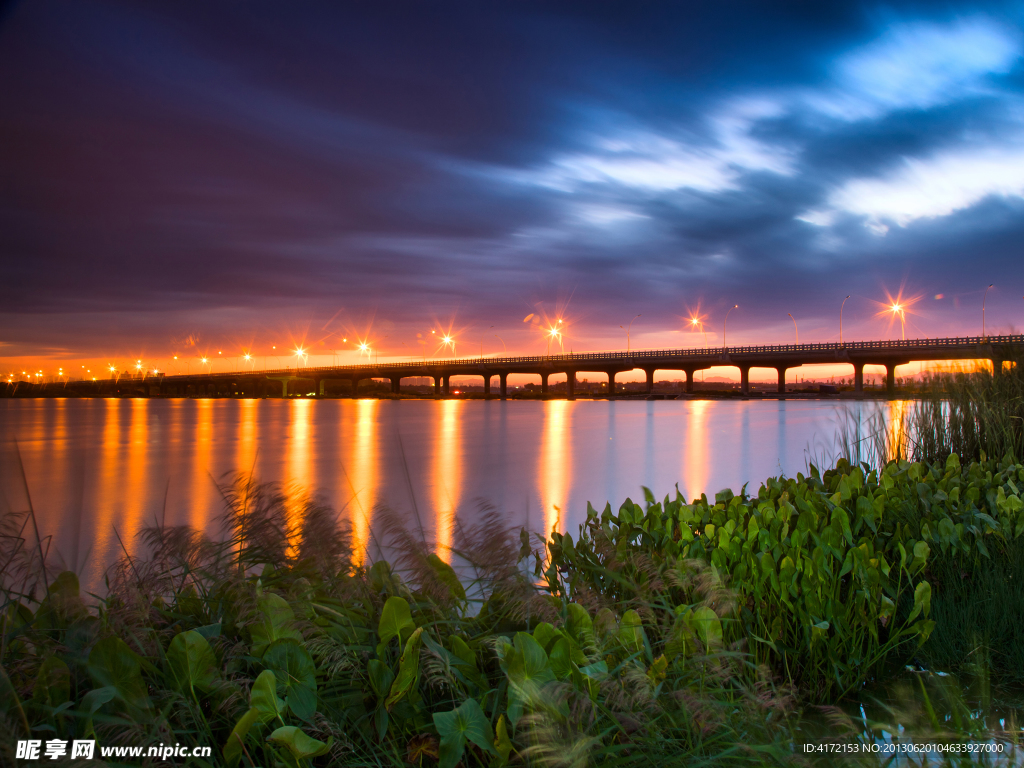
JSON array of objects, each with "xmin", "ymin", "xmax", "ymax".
[
  {"xmin": 889, "ymin": 303, "xmax": 906, "ymax": 340},
  {"xmin": 689, "ymin": 315, "xmax": 708, "ymax": 348},
  {"xmin": 294, "ymin": 347, "xmax": 308, "ymax": 367},
  {"xmin": 983, "ymin": 283, "xmax": 994, "ymax": 338},
  {"xmin": 723, "ymin": 305, "xmax": 738, "ymax": 349},
  {"xmin": 840, "ymin": 295, "xmax": 850, "ymax": 344},
  {"xmin": 620, "ymin": 314, "xmax": 641, "ymax": 352},
  {"xmin": 546, "ymin": 326, "xmax": 563, "ymax": 357},
  {"xmin": 787, "ymin": 313, "xmax": 799, "ymax": 344}
]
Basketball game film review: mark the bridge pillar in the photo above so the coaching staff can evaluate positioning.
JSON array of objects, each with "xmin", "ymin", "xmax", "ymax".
[
  {"xmin": 566, "ymin": 372, "xmax": 575, "ymax": 400},
  {"xmin": 500, "ymin": 372, "xmax": 508, "ymax": 399},
  {"xmin": 391, "ymin": 376, "xmax": 401, "ymax": 394},
  {"xmin": 483, "ymin": 375, "xmax": 490, "ymax": 396},
  {"xmin": 433, "ymin": 376, "xmax": 441, "ymax": 396},
  {"xmin": 740, "ymin": 366, "xmax": 750, "ymax": 396},
  {"xmin": 644, "ymin": 368, "xmax": 655, "ymax": 394},
  {"xmin": 684, "ymin": 370, "xmax": 694, "ymax": 394},
  {"xmin": 993, "ymin": 358, "xmax": 1004, "ymax": 377},
  {"xmin": 607, "ymin": 371, "xmax": 619, "ymax": 395},
  {"xmin": 281, "ymin": 380, "xmax": 288, "ymax": 397},
  {"xmin": 854, "ymin": 364, "xmax": 864, "ymax": 393},
  {"xmin": 541, "ymin": 373, "xmax": 549, "ymax": 395},
  {"xmin": 885, "ymin": 364, "xmax": 896, "ymax": 397},
  {"xmin": 351, "ymin": 377, "xmax": 362, "ymax": 396},
  {"xmin": 776, "ymin": 367, "xmax": 787, "ymax": 394},
  {"xmin": 442, "ymin": 375, "xmax": 450, "ymax": 396}
]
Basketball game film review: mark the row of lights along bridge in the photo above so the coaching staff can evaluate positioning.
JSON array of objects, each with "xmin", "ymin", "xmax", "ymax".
[{"xmin": 7, "ymin": 289, "xmax": 1021, "ymax": 383}]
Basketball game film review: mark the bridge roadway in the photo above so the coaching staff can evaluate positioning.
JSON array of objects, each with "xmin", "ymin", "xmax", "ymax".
[{"xmin": 135, "ymin": 334, "xmax": 1021, "ymax": 399}]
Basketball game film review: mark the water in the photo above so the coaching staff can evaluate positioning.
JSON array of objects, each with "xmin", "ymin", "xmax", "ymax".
[{"xmin": 1, "ymin": 397, "xmax": 849, "ymax": 591}]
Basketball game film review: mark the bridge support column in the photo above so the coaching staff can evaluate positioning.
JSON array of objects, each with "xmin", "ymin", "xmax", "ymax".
[
  {"xmin": 483, "ymin": 375, "xmax": 490, "ymax": 396},
  {"xmin": 442, "ymin": 375, "xmax": 450, "ymax": 396},
  {"xmin": 645, "ymin": 369, "xmax": 655, "ymax": 394},
  {"xmin": 607, "ymin": 371, "xmax": 617, "ymax": 396},
  {"xmin": 885, "ymin": 364, "xmax": 896, "ymax": 397},
  {"xmin": 433, "ymin": 376, "xmax": 441, "ymax": 396},
  {"xmin": 854, "ymin": 364, "xmax": 864, "ymax": 393},
  {"xmin": 684, "ymin": 370, "xmax": 694, "ymax": 393},
  {"xmin": 390, "ymin": 377, "xmax": 401, "ymax": 394},
  {"xmin": 740, "ymin": 366, "xmax": 751, "ymax": 396},
  {"xmin": 541, "ymin": 373, "xmax": 549, "ymax": 395},
  {"xmin": 566, "ymin": 372, "xmax": 575, "ymax": 400},
  {"xmin": 500, "ymin": 372, "xmax": 508, "ymax": 399},
  {"xmin": 776, "ymin": 367, "xmax": 787, "ymax": 394},
  {"xmin": 281, "ymin": 380, "xmax": 288, "ymax": 398},
  {"xmin": 993, "ymin": 358, "xmax": 1004, "ymax": 377}
]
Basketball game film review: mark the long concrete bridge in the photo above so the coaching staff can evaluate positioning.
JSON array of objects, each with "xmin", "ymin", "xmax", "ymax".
[{"xmin": 116, "ymin": 334, "xmax": 1022, "ymax": 399}]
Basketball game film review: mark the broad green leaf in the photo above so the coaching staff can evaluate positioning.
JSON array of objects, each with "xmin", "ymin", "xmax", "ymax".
[
  {"xmin": 263, "ymin": 639, "xmax": 317, "ymax": 722},
  {"xmin": 167, "ymin": 630, "xmax": 218, "ymax": 696},
  {"xmin": 909, "ymin": 581, "xmax": 932, "ymax": 622},
  {"xmin": 385, "ymin": 626, "xmax": 424, "ymax": 710},
  {"xmin": 548, "ymin": 637, "xmax": 572, "ymax": 680},
  {"xmin": 377, "ymin": 595, "xmax": 415, "ymax": 655},
  {"xmin": 494, "ymin": 714, "xmax": 513, "ymax": 764},
  {"xmin": 617, "ymin": 609, "xmax": 645, "ymax": 655},
  {"xmin": 427, "ymin": 553, "xmax": 467, "ymax": 602},
  {"xmin": 449, "ymin": 636, "xmax": 476, "ymax": 669},
  {"xmin": 687, "ymin": 607, "xmax": 722, "ymax": 652},
  {"xmin": 267, "ymin": 726, "xmax": 332, "ymax": 759},
  {"xmin": 223, "ymin": 708, "xmax": 259, "ymax": 767},
  {"xmin": 250, "ymin": 669, "xmax": 286, "ymax": 723},
  {"xmin": 250, "ymin": 592, "xmax": 302, "ymax": 658},
  {"xmin": 32, "ymin": 656, "xmax": 70, "ymax": 710},
  {"xmin": 367, "ymin": 659, "xmax": 394, "ymax": 700},
  {"xmin": 532, "ymin": 621, "xmax": 559, "ymax": 652},
  {"xmin": 433, "ymin": 698, "xmax": 496, "ymax": 768},
  {"xmin": 88, "ymin": 636, "xmax": 152, "ymax": 715},
  {"xmin": 565, "ymin": 603, "xmax": 595, "ymax": 650}
]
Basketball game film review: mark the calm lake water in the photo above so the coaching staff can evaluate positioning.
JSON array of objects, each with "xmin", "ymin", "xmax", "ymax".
[{"xmin": 1, "ymin": 397, "xmax": 860, "ymax": 591}]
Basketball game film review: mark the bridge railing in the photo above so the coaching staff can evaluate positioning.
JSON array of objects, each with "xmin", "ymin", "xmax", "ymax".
[{"xmin": 158, "ymin": 334, "xmax": 1024, "ymax": 380}]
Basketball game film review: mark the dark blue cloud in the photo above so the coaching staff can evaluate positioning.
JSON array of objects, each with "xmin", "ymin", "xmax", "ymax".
[{"xmin": 2, "ymin": 0, "xmax": 1024, "ymax": 362}]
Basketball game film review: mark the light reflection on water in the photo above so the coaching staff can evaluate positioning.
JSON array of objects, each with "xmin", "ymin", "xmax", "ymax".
[{"xmin": 3, "ymin": 397, "xmax": 847, "ymax": 591}]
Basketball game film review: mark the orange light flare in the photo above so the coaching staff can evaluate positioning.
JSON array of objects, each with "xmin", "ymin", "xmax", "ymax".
[{"xmin": 872, "ymin": 288, "xmax": 922, "ymax": 340}]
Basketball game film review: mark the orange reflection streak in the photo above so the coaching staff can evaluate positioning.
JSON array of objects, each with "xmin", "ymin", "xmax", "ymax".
[
  {"xmin": 120, "ymin": 398, "xmax": 149, "ymax": 556},
  {"xmin": 237, "ymin": 399, "xmax": 258, "ymax": 481},
  {"xmin": 286, "ymin": 399, "xmax": 314, "ymax": 534},
  {"xmin": 90, "ymin": 399, "xmax": 123, "ymax": 588},
  {"xmin": 190, "ymin": 399, "xmax": 214, "ymax": 530},
  {"xmin": 49, "ymin": 400, "xmax": 69, "ymax": 536},
  {"xmin": 886, "ymin": 399, "xmax": 909, "ymax": 463},
  {"xmin": 348, "ymin": 399, "xmax": 379, "ymax": 566},
  {"xmin": 682, "ymin": 400, "xmax": 710, "ymax": 502},
  {"xmin": 431, "ymin": 399, "xmax": 462, "ymax": 556},
  {"xmin": 539, "ymin": 400, "xmax": 572, "ymax": 536}
]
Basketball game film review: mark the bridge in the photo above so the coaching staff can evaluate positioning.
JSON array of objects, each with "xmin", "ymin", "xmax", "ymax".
[{"xmin": 88, "ymin": 334, "xmax": 1021, "ymax": 399}]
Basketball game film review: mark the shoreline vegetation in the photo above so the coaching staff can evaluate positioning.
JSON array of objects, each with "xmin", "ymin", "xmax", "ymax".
[{"xmin": 2, "ymin": 359, "xmax": 1023, "ymax": 766}]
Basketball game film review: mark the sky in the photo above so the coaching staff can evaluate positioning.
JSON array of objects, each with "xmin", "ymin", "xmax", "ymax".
[{"xmin": 2, "ymin": 1, "xmax": 1023, "ymax": 380}]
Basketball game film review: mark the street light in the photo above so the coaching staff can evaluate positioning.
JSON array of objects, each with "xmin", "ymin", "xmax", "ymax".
[
  {"xmin": 723, "ymin": 305, "xmax": 738, "ymax": 349},
  {"xmin": 840, "ymin": 295, "xmax": 850, "ymax": 344},
  {"xmin": 888, "ymin": 303, "xmax": 906, "ymax": 341},
  {"xmin": 787, "ymin": 313, "xmax": 799, "ymax": 344},
  {"xmin": 620, "ymin": 314, "xmax": 641, "ymax": 352},
  {"xmin": 689, "ymin": 315, "xmax": 708, "ymax": 348},
  {"xmin": 983, "ymin": 283, "xmax": 994, "ymax": 338}
]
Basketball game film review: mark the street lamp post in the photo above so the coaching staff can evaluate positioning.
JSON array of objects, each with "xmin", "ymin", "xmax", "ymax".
[
  {"xmin": 840, "ymin": 295, "xmax": 850, "ymax": 344},
  {"xmin": 788, "ymin": 313, "xmax": 799, "ymax": 344},
  {"xmin": 620, "ymin": 314, "xmax": 641, "ymax": 353},
  {"xmin": 494, "ymin": 335, "xmax": 506, "ymax": 356},
  {"xmin": 723, "ymin": 305, "xmax": 738, "ymax": 349},
  {"xmin": 983, "ymin": 284, "xmax": 994, "ymax": 338}
]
